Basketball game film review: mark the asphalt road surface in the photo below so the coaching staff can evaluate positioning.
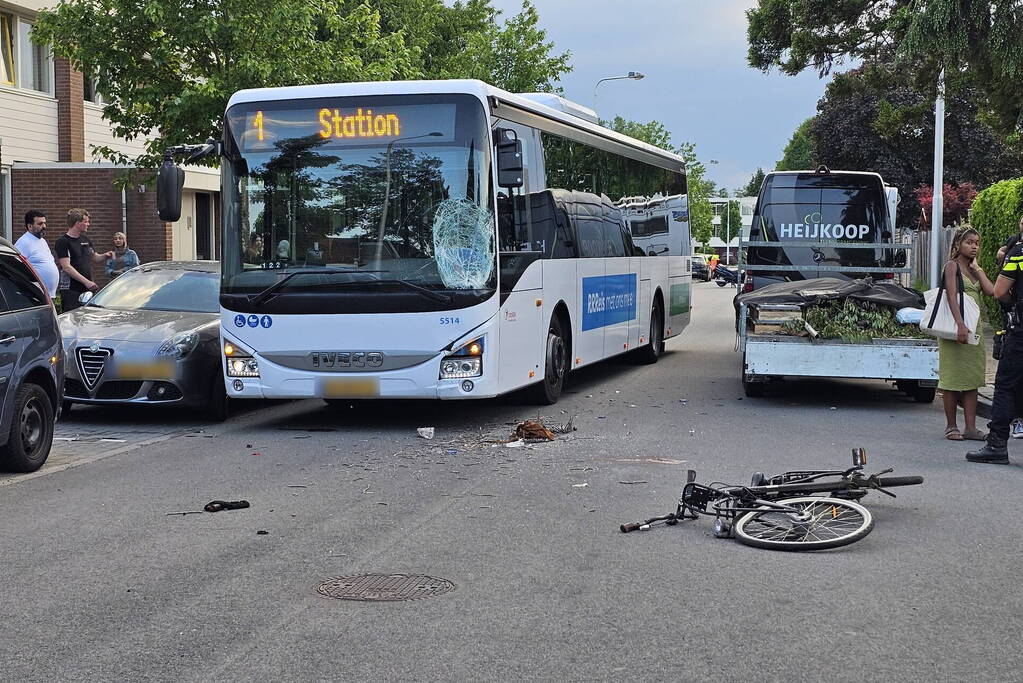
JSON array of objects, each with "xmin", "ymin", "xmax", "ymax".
[{"xmin": 2, "ymin": 282, "xmax": 1020, "ymax": 681}]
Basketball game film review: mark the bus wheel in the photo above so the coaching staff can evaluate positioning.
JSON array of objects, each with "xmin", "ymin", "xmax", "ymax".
[
  {"xmin": 530, "ymin": 315, "xmax": 567, "ymax": 405},
  {"xmin": 637, "ymin": 302, "xmax": 664, "ymax": 364}
]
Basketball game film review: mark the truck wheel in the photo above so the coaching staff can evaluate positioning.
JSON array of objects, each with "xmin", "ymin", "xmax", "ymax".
[
  {"xmin": 911, "ymin": 382, "xmax": 936, "ymax": 403},
  {"xmin": 742, "ymin": 353, "xmax": 765, "ymax": 397},
  {"xmin": 895, "ymin": 379, "xmax": 913, "ymax": 395},
  {"xmin": 743, "ymin": 373, "xmax": 765, "ymax": 397}
]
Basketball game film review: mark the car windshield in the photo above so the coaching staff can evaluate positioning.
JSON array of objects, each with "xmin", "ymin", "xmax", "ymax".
[
  {"xmin": 88, "ymin": 268, "xmax": 219, "ymax": 313},
  {"xmin": 220, "ymin": 93, "xmax": 495, "ymax": 314}
]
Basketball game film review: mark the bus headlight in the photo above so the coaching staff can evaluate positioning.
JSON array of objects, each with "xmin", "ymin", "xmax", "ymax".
[
  {"xmin": 225, "ymin": 342, "xmax": 260, "ymax": 378},
  {"xmin": 439, "ymin": 337, "xmax": 483, "ymax": 379}
]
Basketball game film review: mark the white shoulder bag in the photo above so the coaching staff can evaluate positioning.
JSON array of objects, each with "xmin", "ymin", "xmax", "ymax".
[{"xmin": 919, "ymin": 264, "xmax": 980, "ymax": 344}]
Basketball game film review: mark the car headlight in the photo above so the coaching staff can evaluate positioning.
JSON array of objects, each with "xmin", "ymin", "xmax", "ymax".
[
  {"xmin": 439, "ymin": 337, "xmax": 483, "ymax": 379},
  {"xmin": 156, "ymin": 331, "xmax": 199, "ymax": 358},
  {"xmin": 224, "ymin": 341, "xmax": 260, "ymax": 377}
]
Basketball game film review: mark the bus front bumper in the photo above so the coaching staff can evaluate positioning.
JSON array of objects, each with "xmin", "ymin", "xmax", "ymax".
[{"xmin": 224, "ymin": 352, "xmax": 498, "ymax": 400}]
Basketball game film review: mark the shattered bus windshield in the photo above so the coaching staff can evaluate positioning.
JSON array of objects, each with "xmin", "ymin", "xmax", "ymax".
[{"xmin": 221, "ymin": 94, "xmax": 495, "ymax": 314}]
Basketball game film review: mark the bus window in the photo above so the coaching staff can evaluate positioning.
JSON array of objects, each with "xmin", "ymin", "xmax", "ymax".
[{"xmin": 603, "ymin": 201, "xmax": 628, "ymax": 257}]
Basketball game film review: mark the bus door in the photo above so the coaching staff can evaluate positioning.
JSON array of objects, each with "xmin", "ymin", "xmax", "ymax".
[{"xmin": 497, "ymin": 190, "xmax": 545, "ymax": 393}]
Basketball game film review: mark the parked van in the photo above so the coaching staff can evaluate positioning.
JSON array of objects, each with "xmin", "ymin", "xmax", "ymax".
[{"xmin": 740, "ymin": 167, "xmax": 903, "ymax": 294}]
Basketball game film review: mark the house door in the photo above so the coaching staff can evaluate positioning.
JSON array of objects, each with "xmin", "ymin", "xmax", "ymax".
[{"xmin": 195, "ymin": 192, "xmax": 211, "ymax": 260}]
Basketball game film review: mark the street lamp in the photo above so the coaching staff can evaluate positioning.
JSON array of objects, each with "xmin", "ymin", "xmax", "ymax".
[
  {"xmin": 377, "ymin": 132, "xmax": 443, "ymax": 254},
  {"xmin": 592, "ymin": 71, "xmax": 645, "ymax": 113}
]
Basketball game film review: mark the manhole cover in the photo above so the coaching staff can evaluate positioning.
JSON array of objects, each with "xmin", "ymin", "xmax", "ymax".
[{"xmin": 316, "ymin": 574, "xmax": 456, "ymax": 602}]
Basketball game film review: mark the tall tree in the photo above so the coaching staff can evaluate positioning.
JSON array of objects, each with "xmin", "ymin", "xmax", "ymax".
[
  {"xmin": 808, "ymin": 66, "xmax": 1022, "ymax": 226},
  {"xmin": 429, "ymin": 0, "xmax": 571, "ymax": 93},
  {"xmin": 606, "ymin": 116, "xmax": 716, "ymax": 249},
  {"xmin": 716, "ymin": 199, "xmax": 742, "ymax": 243},
  {"xmin": 776, "ymin": 118, "xmax": 815, "ymax": 171},
  {"xmin": 742, "ymin": 168, "xmax": 766, "ymax": 197},
  {"xmin": 746, "ymin": 0, "xmax": 1023, "ymax": 136}
]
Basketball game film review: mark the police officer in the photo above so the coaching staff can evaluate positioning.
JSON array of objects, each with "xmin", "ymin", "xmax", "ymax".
[{"xmin": 967, "ymin": 220, "xmax": 1023, "ymax": 464}]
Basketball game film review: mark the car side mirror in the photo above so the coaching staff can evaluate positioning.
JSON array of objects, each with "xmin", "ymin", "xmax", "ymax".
[
  {"xmin": 494, "ymin": 128, "xmax": 523, "ymax": 189},
  {"xmin": 78, "ymin": 291, "xmax": 94, "ymax": 305},
  {"xmin": 157, "ymin": 154, "xmax": 185, "ymax": 222}
]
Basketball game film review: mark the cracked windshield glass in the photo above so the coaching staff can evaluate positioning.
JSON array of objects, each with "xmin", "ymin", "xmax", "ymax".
[{"xmin": 223, "ymin": 94, "xmax": 494, "ymax": 312}]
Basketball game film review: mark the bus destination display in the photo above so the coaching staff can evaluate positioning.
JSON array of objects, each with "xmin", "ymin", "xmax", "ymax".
[{"xmin": 238, "ymin": 103, "xmax": 456, "ymax": 151}]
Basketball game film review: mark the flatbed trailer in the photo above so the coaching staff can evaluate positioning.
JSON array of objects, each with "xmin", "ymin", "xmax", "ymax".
[{"xmin": 736, "ymin": 240, "xmax": 938, "ymax": 402}]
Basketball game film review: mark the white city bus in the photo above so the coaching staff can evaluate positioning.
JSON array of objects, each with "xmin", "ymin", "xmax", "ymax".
[{"xmin": 159, "ymin": 80, "xmax": 691, "ymax": 404}]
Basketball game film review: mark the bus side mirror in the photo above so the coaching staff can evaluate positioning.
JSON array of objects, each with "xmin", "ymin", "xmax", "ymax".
[
  {"xmin": 494, "ymin": 128, "xmax": 523, "ymax": 189},
  {"xmin": 157, "ymin": 155, "xmax": 185, "ymax": 222}
]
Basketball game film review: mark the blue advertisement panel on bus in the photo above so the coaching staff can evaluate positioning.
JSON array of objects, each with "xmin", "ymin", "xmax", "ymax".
[{"xmin": 582, "ymin": 274, "xmax": 638, "ymax": 331}]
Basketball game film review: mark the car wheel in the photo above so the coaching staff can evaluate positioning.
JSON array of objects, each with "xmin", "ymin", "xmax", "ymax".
[{"xmin": 0, "ymin": 383, "xmax": 55, "ymax": 472}]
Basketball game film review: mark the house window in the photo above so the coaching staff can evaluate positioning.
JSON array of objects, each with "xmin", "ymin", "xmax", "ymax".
[
  {"xmin": 84, "ymin": 73, "xmax": 105, "ymax": 104},
  {"xmin": 0, "ymin": 14, "xmax": 52, "ymax": 94},
  {"xmin": 17, "ymin": 20, "xmax": 50, "ymax": 93},
  {"xmin": 0, "ymin": 14, "xmax": 14, "ymax": 86}
]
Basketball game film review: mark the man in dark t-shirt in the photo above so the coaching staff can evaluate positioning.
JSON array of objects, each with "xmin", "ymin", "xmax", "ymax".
[
  {"xmin": 968, "ymin": 225, "xmax": 1023, "ymax": 464},
  {"xmin": 55, "ymin": 208, "xmax": 113, "ymax": 312}
]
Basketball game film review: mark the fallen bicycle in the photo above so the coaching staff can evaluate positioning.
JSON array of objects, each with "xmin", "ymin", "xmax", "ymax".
[{"xmin": 619, "ymin": 449, "xmax": 922, "ymax": 551}]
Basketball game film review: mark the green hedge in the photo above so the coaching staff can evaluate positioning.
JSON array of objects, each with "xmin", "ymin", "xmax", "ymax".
[{"xmin": 971, "ymin": 177, "xmax": 1023, "ymax": 327}]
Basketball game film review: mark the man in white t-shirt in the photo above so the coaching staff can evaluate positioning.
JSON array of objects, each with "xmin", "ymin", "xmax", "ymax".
[{"xmin": 14, "ymin": 210, "xmax": 60, "ymax": 297}]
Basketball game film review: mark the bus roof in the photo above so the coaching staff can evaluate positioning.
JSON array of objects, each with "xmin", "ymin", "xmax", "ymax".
[{"xmin": 226, "ymin": 79, "xmax": 686, "ymax": 170}]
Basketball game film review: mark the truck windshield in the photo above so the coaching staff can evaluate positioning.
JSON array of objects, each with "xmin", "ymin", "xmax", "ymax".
[
  {"xmin": 221, "ymin": 93, "xmax": 495, "ymax": 314},
  {"xmin": 748, "ymin": 173, "xmax": 892, "ymax": 279}
]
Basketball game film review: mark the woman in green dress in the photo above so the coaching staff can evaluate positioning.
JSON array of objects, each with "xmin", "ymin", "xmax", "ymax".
[{"xmin": 940, "ymin": 227, "xmax": 994, "ymax": 440}]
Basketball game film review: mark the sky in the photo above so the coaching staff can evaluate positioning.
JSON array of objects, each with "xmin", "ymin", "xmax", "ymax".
[{"xmin": 488, "ymin": 0, "xmax": 835, "ymax": 194}]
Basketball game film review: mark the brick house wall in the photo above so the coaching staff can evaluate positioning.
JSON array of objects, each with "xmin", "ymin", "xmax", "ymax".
[{"xmin": 11, "ymin": 167, "xmax": 170, "ymax": 289}]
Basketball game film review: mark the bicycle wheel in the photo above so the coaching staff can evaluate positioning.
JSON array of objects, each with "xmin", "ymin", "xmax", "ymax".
[{"xmin": 733, "ymin": 497, "xmax": 874, "ymax": 551}]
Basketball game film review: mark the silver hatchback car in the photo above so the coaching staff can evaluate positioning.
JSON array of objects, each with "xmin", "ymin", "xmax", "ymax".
[{"xmin": 59, "ymin": 261, "xmax": 229, "ymax": 420}]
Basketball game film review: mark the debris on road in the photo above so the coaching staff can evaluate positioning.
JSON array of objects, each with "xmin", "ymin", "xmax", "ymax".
[
  {"xmin": 548, "ymin": 415, "xmax": 578, "ymax": 434},
  {"xmin": 572, "ymin": 482, "xmax": 588, "ymax": 488},
  {"xmin": 504, "ymin": 440, "xmax": 525, "ymax": 448},
  {"xmin": 515, "ymin": 420, "xmax": 555, "ymax": 441},
  {"xmin": 619, "ymin": 480, "xmax": 648, "ymax": 485},
  {"xmin": 417, "ymin": 427, "xmax": 435, "ymax": 439},
  {"xmin": 165, "ymin": 510, "xmax": 203, "ymax": 516},
  {"xmin": 203, "ymin": 500, "xmax": 250, "ymax": 512},
  {"xmin": 257, "ymin": 530, "xmax": 268, "ymax": 535}
]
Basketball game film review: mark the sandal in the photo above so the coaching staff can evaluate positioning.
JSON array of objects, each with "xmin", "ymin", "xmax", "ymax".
[
  {"xmin": 945, "ymin": 427, "xmax": 964, "ymax": 441},
  {"xmin": 963, "ymin": 428, "xmax": 987, "ymax": 441}
]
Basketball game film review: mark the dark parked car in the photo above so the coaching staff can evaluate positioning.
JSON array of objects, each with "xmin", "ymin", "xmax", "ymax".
[
  {"xmin": 58, "ymin": 261, "xmax": 229, "ymax": 420},
  {"xmin": 0, "ymin": 236, "xmax": 63, "ymax": 472},
  {"xmin": 692, "ymin": 255, "xmax": 711, "ymax": 282}
]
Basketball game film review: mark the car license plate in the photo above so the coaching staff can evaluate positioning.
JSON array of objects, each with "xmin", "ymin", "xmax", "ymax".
[
  {"xmin": 113, "ymin": 360, "xmax": 175, "ymax": 380},
  {"xmin": 319, "ymin": 377, "xmax": 380, "ymax": 398}
]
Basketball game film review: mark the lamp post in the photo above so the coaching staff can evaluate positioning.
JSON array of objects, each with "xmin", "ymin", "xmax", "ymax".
[
  {"xmin": 592, "ymin": 71, "xmax": 644, "ymax": 114},
  {"xmin": 377, "ymin": 132, "xmax": 442, "ymax": 256}
]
